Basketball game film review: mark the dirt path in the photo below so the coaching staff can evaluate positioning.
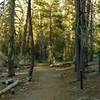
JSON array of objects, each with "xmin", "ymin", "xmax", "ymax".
[
  {"xmin": 1, "ymin": 64, "xmax": 100, "ymax": 100},
  {"xmin": 19, "ymin": 66, "xmax": 74, "ymax": 100},
  {"xmin": 2, "ymin": 66, "xmax": 75, "ymax": 100}
]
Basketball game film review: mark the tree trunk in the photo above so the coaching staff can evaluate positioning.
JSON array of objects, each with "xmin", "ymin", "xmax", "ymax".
[
  {"xmin": 38, "ymin": 12, "xmax": 45, "ymax": 62},
  {"xmin": 7, "ymin": 0, "xmax": 15, "ymax": 77},
  {"xmin": 75, "ymin": 0, "xmax": 88, "ymax": 80},
  {"xmin": 75, "ymin": 0, "xmax": 81, "ymax": 80},
  {"xmin": 48, "ymin": 6, "xmax": 53, "ymax": 64},
  {"xmin": 89, "ymin": 1, "xmax": 94, "ymax": 61},
  {"xmin": 21, "ymin": 5, "xmax": 29, "ymax": 56},
  {"xmin": 28, "ymin": 0, "xmax": 35, "ymax": 81}
]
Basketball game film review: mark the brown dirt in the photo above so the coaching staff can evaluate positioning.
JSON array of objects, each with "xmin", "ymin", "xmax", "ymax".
[{"xmin": 0, "ymin": 62, "xmax": 100, "ymax": 100}]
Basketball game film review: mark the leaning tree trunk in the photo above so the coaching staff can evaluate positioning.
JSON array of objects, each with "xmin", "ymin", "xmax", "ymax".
[
  {"xmin": 7, "ymin": 0, "xmax": 15, "ymax": 77},
  {"xmin": 28, "ymin": 0, "xmax": 35, "ymax": 81}
]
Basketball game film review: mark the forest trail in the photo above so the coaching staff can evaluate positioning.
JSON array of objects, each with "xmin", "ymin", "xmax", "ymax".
[
  {"xmin": 3, "ymin": 65, "xmax": 77, "ymax": 100},
  {"xmin": 2, "ymin": 63, "xmax": 100, "ymax": 100},
  {"xmin": 18, "ymin": 66, "xmax": 74, "ymax": 100}
]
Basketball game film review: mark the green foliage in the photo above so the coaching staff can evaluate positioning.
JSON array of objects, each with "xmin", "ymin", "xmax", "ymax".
[{"xmin": 0, "ymin": 0, "xmax": 99, "ymax": 63}]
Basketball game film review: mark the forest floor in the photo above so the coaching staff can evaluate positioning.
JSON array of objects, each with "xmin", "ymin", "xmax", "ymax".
[{"xmin": 0, "ymin": 61, "xmax": 100, "ymax": 100}]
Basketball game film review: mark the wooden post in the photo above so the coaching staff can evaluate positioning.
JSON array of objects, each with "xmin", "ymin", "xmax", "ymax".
[{"xmin": 80, "ymin": 69, "xmax": 83, "ymax": 89}]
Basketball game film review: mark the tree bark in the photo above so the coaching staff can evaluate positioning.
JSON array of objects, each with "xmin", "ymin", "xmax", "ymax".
[
  {"xmin": 38, "ymin": 12, "xmax": 45, "ymax": 62},
  {"xmin": 48, "ymin": 6, "xmax": 53, "ymax": 64},
  {"xmin": 7, "ymin": 0, "xmax": 15, "ymax": 77},
  {"xmin": 75, "ymin": 0, "xmax": 89, "ymax": 80},
  {"xmin": 21, "ymin": 4, "xmax": 29, "ymax": 56},
  {"xmin": 75, "ymin": 0, "xmax": 81, "ymax": 80},
  {"xmin": 28, "ymin": 0, "xmax": 35, "ymax": 81}
]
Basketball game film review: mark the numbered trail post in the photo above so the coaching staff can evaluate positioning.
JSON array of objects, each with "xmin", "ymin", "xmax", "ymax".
[{"xmin": 80, "ymin": 69, "xmax": 83, "ymax": 89}]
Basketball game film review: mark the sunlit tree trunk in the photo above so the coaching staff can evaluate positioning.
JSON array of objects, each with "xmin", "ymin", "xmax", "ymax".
[
  {"xmin": 38, "ymin": 12, "xmax": 45, "ymax": 62},
  {"xmin": 21, "ymin": 5, "xmax": 29, "ymax": 56},
  {"xmin": 7, "ymin": 0, "xmax": 15, "ymax": 77},
  {"xmin": 64, "ymin": 36, "xmax": 67, "ymax": 61},
  {"xmin": 48, "ymin": 6, "xmax": 53, "ymax": 64}
]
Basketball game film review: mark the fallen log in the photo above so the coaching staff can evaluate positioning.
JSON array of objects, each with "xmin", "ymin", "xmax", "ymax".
[
  {"xmin": 2, "ymin": 79, "xmax": 15, "ymax": 85},
  {"xmin": 0, "ymin": 80, "xmax": 19, "ymax": 95},
  {"xmin": 50, "ymin": 61, "xmax": 72, "ymax": 67}
]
